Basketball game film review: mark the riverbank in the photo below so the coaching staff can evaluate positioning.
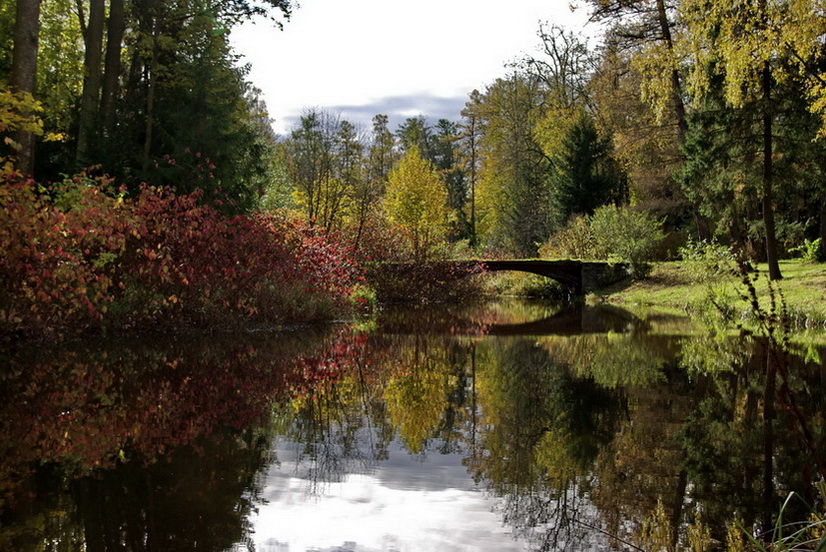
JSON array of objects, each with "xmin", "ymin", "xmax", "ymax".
[{"xmin": 593, "ymin": 259, "xmax": 826, "ymax": 329}]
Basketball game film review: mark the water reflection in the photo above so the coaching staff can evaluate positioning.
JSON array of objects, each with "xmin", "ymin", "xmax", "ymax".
[
  {"xmin": 1, "ymin": 301, "xmax": 824, "ymax": 551},
  {"xmin": 0, "ymin": 329, "xmax": 350, "ymax": 550}
]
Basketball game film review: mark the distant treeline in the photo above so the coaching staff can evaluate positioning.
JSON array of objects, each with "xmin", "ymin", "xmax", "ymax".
[{"xmin": 4, "ymin": 0, "xmax": 826, "ymax": 282}]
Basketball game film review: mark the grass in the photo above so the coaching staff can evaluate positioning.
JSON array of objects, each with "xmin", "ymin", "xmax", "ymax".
[{"xmin": 594, "ymin": 259, "xmax": 826, "ymax": 330}]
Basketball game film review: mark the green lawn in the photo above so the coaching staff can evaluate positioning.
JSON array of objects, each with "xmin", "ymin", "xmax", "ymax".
[{"xmin": 596, "ymin": 259, "xmax": 826, "ymax": 329}]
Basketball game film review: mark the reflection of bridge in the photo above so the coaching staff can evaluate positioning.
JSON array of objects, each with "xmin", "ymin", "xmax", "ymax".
[
  {"xmin": 376, "ymin": 302, "xmax": 646, "ymax": 337},
  {"xmin": 485, "ymin": 303, "xmax": 639, "ymax": 336},
  {"xmin": 451, "ymin": 259, "xmax": 629, "ymax": 296}
]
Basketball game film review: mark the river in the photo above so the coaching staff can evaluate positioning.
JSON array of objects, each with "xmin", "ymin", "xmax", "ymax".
[{"xmin": 1, "ymin": 299, "xmax": 824, "ymax": 551}]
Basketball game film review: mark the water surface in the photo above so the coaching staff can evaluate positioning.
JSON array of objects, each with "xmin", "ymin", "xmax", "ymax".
[{"xmin": 1, "ymin": 299, "xmax": 824, "ymax": 551}]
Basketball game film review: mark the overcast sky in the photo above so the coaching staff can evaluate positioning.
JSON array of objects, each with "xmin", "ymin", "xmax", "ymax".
[{"xmin": 230, "ymin": 0, "xmax": 596, "ymax": 136}]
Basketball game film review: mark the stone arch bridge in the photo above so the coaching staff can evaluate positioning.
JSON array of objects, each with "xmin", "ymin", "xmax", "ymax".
[{"xmin": 390, "ymin": 259, "xmax": 629, "ymax": 296}]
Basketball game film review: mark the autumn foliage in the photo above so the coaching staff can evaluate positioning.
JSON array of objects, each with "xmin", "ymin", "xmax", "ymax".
[
  {"xmin": 0, "ymin": 174, "xmax": 359, "ymax": 338},
  {"xmin": 0, "ymin": 329, "xmax": 363, "ymax": 516}
]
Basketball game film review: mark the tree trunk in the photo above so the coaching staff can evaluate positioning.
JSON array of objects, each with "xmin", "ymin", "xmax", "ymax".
[
  {"xmin": 76, "ymin": 0, "xmax": 105, "ymax": 167},
  {"xmin": 655, "ymin": 0, "xmax": 688, "ymax": 143},
  {"xmin": 762, "ymin": 62, "xmax": 783, "ymax": 280},
  {"xmin": 100, "ymin": 0, "xmax": 124, "ymax": 142},
  {"xmin": 10, "ymin": 0, "xmax": 42, "ymax": 177},
  {"xmin": 141, "ymin": 33, "xmax": 157, "ymax": 177}
]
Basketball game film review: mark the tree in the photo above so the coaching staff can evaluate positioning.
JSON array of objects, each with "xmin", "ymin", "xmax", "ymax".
[
  {"xmin": 551, "ymin": 112, "xmax": 628, "ymax": 224},
  {"xmin": 366, "ymin": 114, "xmax": 396, "ymax": 186},
  {"xmin": 331, "ymin": 118, "xmax": 363, "ymax": 234},
  {"xmin": 75, "ymin": 0, "xmax": 104, "ymax": 166},
  {"xmin": 475, "ymin": 73, "xmax": 552, "ymax": 256},
  {"xmin": 352, "ymin": 114, "xmax": 395, "ymax": 251},
  {"xmin": 586, "ymin": 0, "xmax": 703, "ymax": 234},
  {"xmin": 678, "ymin": 0, "xmax": 826, "ymax": 279},
  {"xmin": 383, "ymin": 145, "xmax": 451, "ymax": 261},
  {"xmin": 282, "ymin": 109, "xmax": 336, "ymax": 222},
  {"xmin": 3, "ymin": 0, "xmax": 291, "ymax": 209},
  {"xmin": 0, "ymin": 2, "xmax": 14, "ymax": 79},
  {"xmin": 100, "ymin": 0, "xmax": 124, "ymax": 143},
  {"xmin": 396, "ymin": 115, "xmax": 434, "ymax": 159},
  {"xmin": 459, "ymin": 91, "xmax": 483, "ymax": 247},
  {"xmin": 587, "ymin": 0, "xmax": 688, "ymax": 140},
  {"xmin": 520, "ymin": 23, "xmax": 591, "ymax": 111},
  {"xmin": 589, "ymin": 45, "xmax": 690, "ymax": 225},
  {"xmin": 431, "ymin": 119, "xmax": 467, "ymax": 241},
  {"xmin": 9, "ymin": 0, "xmax": 42, "ymax": 176},
  {"xmin": 34, "ymin": 0, "xmax": 83, "ymax": 175}
]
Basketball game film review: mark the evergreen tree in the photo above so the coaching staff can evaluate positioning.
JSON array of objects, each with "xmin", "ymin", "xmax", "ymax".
[
  {"xmin": 432, "ymin": 119, "xmax": 467, "ymax": 241},
  {"xmin": 396, "ymin": 115, "xmax": 434, "ymax": 160},
  {"xmin": 2, "ymin": 0, "xmax": 291, "ymax": 212},
  {"xmin": 551, "ymin": 113, "xmax": 628, "ymax": 224}
]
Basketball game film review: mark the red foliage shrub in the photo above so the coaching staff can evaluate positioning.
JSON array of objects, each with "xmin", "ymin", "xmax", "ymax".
[
  {"xmin": 0, "ymin": 328, "xmax": 363, "ymax": 512},
  {"xmin": 0, "ymin": 175, "xmax": 359, "ymax": 338}
]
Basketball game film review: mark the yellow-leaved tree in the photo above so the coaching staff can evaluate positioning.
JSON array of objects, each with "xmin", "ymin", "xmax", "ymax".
[
  {"xmin": 383, "ymin": 145, "xmax": 451, "ymax": 261},
  {"xmin": 679, "ymin": 0, "xmax": 826, "ymax": 280}
]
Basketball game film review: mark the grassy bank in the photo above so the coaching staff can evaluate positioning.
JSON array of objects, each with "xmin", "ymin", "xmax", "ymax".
[{"xmin": 594, "ymin": 259, "xmax": 826, "ymax": 328}]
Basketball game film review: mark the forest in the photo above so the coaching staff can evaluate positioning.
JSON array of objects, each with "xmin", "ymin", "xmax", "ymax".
[{"xmin": 2, "ymin": 0, "xmax": 826, "ymax": 334}]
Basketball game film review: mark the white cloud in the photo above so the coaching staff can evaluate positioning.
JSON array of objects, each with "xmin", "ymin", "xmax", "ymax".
[
  {"xmin": 231, "ymin": 0, "xmax": 594, "ymax": 134},
  {"xmin": 250, "ymin": 471, "xmax": 525, "ymax": 551}
]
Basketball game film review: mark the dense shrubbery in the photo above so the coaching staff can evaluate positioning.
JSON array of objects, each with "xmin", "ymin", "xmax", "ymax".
[
  {"xmin": 0, "ymin": 174, "xmax": 359, "ymax": 338},
  {"xmin": 352, "ymin": 216, "xmax": 482, "ymax": 303},
  {"xmin": 679, "ymin": 239, "xmax": 738, "ymax": 284},
  {"xmin": 540, "ymin": 205, "xmax": 664, "ymax": 276}
]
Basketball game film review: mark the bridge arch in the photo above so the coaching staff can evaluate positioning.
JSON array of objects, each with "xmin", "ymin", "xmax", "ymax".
[
  {"xmin": 454, "ymin": 259, "xmax": 628, "ymax": 295},
  {"xmin": 380, "ymin": 259, "xmax": 628, "ymax": 296}
]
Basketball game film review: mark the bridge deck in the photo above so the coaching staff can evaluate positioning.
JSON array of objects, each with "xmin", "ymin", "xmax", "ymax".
[{"xmin": 384, "ymin": 259, "xmax": 628, "ymax": 295}]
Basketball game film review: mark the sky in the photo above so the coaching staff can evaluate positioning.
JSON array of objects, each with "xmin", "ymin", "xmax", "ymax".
[{"xmin": 229, "ymin": 0, "xmax": 597, "ymax": 136}]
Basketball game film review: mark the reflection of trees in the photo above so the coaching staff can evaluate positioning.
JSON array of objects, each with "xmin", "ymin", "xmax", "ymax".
[
  {"xmin": 469, "ymin": 338, "xmax": 627, "ymax": 550},
  {"xmin": 0, "ymin": 330, "xmax": 350, "ymax": 549},
  {"xmin": 280, "ymin": 333, "xmax": 471, "ymax": 491},
  {"xmin": 590, "ymin": 379, "xmax": 696, "ymax": 549},
  {"xmin": 4, "ymin": 427, "xmax": 271, "ymax": 551},
  {"xmin": 530, "ymin": 331, "xmax": 695, "ymax": 550},
  {"xmin": 539, "ymin": 332, "xmax": 679, "ymax": 388},
  {"xmin": 678, "ymin": 336, "xmax": 826, "ymax": 543},
  {"xmin": 273, "ymin": 313, "xmax": 825, "ymax": 550},
  {"xmin": 383, "ymin": 336, "xmax": 457, "ymax": 454},
  {"xmin": 281, "ymin": 351, "xmax": 397, "ymax": 489},
  {"xmin": 8, "ymin": 301, "xmax": 808, "ymax": 551}
]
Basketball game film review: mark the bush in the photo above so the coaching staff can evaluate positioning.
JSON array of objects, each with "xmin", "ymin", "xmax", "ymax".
[
  {"xmin": 0, "ymin": 174, "xmax": 359, "ymax": 338},
  {"xmin": 353, "ymin": 215, "xmax": 483, "ymax": 303},
  {"xmin": 589, "ymin": 205, "xmax": 664, "ymax": 276},
  {"xmin": 789, "ymin": 238, "xmax": 822, "ymax": 263},
  {"xmin": 540, "ymin": 206, "xmax": 664, "ymax": 277},
  {"xmin": 538, "ymin": 215, "xmax": 594, "ymax": 260},
  {"xmin": 678, "ymin": 239, "xmax": 738, "ymax": 284}
]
